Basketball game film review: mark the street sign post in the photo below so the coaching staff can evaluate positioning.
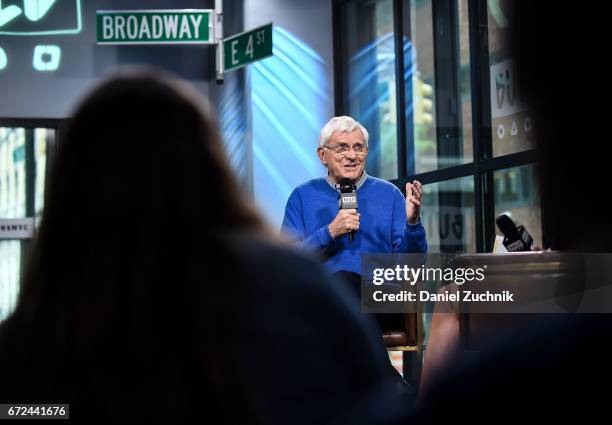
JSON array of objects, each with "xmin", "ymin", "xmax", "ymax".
[
  {"xmin": 96, "ymin": 10, "xmax": 213, "ymax": 45},
  {"xmin": 223, "ymin": 23, "xmax": 272, "ymax": 72},
  {"xmin": 95, "ymin": 2, "xmax": 273, "ymax": 83}
]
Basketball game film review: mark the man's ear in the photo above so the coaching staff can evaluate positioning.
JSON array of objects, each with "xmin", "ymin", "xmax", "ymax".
[{"xmin": 317, "ymin": 147, "xmax": 327, "ymax": 165}]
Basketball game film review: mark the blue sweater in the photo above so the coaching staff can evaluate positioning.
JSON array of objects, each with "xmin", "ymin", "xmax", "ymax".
[{"xmin": 281, "ymin": 176, "xmax": 427, "ymax": 274}]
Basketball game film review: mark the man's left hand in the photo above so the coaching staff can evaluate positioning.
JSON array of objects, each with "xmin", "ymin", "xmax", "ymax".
[{"xmin": 406, "ymin": 180, "xmax": 423, "ymax": 224}]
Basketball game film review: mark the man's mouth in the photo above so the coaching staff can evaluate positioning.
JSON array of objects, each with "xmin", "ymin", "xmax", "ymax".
[{"xmin": 343, "ymin": 163, "xmax": 358, "ymax": 170}]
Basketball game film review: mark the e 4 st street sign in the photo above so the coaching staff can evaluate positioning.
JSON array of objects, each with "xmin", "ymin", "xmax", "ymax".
[
  {"xmin": 97, "ymin": 10, "xmax": 213, "ymax": 45},
  {"xmin": 224, "ymin": 23, "xmax": 272, "ymax": 72}
]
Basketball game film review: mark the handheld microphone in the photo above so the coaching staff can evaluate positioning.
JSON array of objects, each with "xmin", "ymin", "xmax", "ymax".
[
  {"xmin": 496, "ymin": 213, "xmax": 534, "ymax": 252},
  {"xmin": 338, "ymin": 180, "xmax": 358, "ymax": 242}
]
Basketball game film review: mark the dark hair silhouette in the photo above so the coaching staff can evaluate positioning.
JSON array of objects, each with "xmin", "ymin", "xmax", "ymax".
[
  {"xmin": 0, "ymin": 71, "xmax": 265, "ymax": 421},
  {"xmin": 416, "ymin": 4, "xmax": 611, "ymax": 423},
  {"xmin": 511, "ymin": 1, "xmax": 606, "ymax": 251}
]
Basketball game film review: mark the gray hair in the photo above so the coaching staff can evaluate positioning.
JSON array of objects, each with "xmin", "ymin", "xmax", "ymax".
[{"xmin": 319, "ymin": 116, "xmax": 369, "ymax": 148}]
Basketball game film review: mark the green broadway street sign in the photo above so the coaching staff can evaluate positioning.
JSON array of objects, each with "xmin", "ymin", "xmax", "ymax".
[
  {"xmin": 97, "ymin": 10, "xmax": 213, "ymax": 45},
  {"xmin": 224, "ymin": 23, "xmax": 272, "ymax": 72}
]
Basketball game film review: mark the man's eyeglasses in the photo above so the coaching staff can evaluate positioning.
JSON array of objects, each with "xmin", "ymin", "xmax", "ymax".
[{"xmin": 323, "ymin": 143, "xmax": 367, "ymax": 156}]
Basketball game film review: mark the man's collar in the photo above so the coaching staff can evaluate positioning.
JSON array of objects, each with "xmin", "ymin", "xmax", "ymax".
[{"xmin": 325, "ymin": 172, "xmax": 368, "ymax": 192}]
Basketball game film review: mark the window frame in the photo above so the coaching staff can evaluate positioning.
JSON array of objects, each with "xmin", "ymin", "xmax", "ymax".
[{"xmin": 332, "ymin": 0, "xmax": 546, "ymax": 253}]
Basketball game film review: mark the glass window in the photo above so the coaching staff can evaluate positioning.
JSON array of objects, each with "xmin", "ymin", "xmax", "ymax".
[
  {"xmin": 493, "ymin": 164, "xmax": 542, "ymax": 248},
  {"xmin": 487, "ymin": 0, "xmax": 535, "ymax": 157},
  {"xmin": 421, "ymin": 176, "xmax": 475, "ymax": 253},
  {"xmin": 0, "ymin": 127, "xmax": 26, "ymax": 322},
  {"xmin": 340, "ymin": 0, "xmax": 398, "ymax": 180},
  {"xmin": 34, "ymin": 129, "xmax": 50, "ymax": 226},
  {"xmin": 405, "ymin": 0, "xmax": 436, "ymax": 174},
  {"xmin": 405, "ymin": 0, "xmax": 473, "ymax": 174},
  {"xmin": 0, "ymin": 240, "xmax": 20, "ymax": 322},
  {"xmin": 0, "ymin": 128, "xmax": 26, "ymax": 219},
  {"xmin": 420, "ymin": 174, "xmax": 474, "ymax": 352},
  {"xmin": 0, "ymin": 127, "xmax": 52, "ymax": 322},
  {"xmin": 457, "ymin": 0, "xmax": 473, "ymax": 163},
  {"xmin": 338, "ymin": 0, "xmax": 543, "ymax": 255}
]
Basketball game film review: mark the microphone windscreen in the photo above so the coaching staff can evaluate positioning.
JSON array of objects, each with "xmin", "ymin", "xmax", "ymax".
[{"xmin": 496, "ymin": 214, "xmax": 516, "ymax": 236}]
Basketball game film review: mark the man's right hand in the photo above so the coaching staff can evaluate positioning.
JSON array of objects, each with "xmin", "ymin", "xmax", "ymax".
[{"xmin": 328, "ymin": 209, "xmax": 360, "ymax": 240}]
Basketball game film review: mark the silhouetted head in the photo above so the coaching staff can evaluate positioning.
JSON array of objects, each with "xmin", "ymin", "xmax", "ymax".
[
  {"xmin": 22, "ymin": 70, "xmax": 265, "ymax": 318},
  {"xmin": 52, "ymin": 70, "xmax": 260, "ymax": 239},
  {"xmin": 511, "ymin": 2, "xmax": 606, "ymax": 250},
  {"xmin": 2, "ymin": 71, "xmax": 265, "ymax": 420}
]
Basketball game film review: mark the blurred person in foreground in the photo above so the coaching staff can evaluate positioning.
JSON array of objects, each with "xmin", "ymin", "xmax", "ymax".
[
  {"xmin": 0, "ymin": 72, "xmax": 410, "ymax": 424},
  {"xmin": 416, "ymin": 1, "xmax": 611, "ymax": 422}
]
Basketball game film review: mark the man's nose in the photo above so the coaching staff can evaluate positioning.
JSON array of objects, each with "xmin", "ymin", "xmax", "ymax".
[{"xmin": 345, "ymin": 149, "xmax": 357, "ymax": 159}]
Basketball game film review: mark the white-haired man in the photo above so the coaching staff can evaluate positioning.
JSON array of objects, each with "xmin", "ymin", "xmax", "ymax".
[{"xmin": 282, "ymin": 116, "xmax": 427, "ymax": 275}]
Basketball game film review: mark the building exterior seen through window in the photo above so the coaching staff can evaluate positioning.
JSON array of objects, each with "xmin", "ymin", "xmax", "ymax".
[
  {"xmin": 487, "ymin": 0, "xmax": 534, "ymax": 157},
  {"xmin": 421, "ymin": 175, "xmax": 475, "ymax": 253},
  {"xmin": 340, "ymin": 0, "xmax": 398, "ymax": 180},
  {"xmin": 335, "ymin": 0, "xmax": 542, "ymax": 254},
  {"xmin": 0, "ymin": 126, "xmax": 51, "ymax": 322},
  {"xmin": 407, "ymin": 0, "xmax": 474, "ymax": 174},
  {"xmin": 336, "ymin": 0, "xmax": 543, "ymax": 378}
]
